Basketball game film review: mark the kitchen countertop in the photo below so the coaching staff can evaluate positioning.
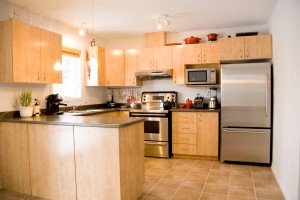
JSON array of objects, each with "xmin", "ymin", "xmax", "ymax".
[
  {"xmin": 171, "ymin": 108, "xmax": 220, "ymax": 112},
  {"xmin": 0, "ymin": 114, "xmax": 144, "ymax": 128}
]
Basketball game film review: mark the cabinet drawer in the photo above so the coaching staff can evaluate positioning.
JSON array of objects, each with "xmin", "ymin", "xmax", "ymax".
[
  {"xmin": 172, "ymin": 112, "xmax": 197, "ymax": 123},
  {"xmin": 173, "ymin": 144, "xmax": 197, "ymax": 155},
  {"xmin": 173, "ymin": 123, "xmax": 197, "ymax": 134},
  {"xmin": 172, "ymin": 133, "xmax": 197, "ymax": 145}
]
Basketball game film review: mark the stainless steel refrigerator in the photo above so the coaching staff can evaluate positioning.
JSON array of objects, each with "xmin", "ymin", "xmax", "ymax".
[{"xmin": 220, "ymin": 62, "xmax": 272, "ymax": 164}]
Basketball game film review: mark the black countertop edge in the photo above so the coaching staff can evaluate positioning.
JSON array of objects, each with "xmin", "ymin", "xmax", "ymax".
[
  {"xmin": 170, "ymin": 108, "xmax": 220, "ymax": 112},
  {"xmin": 0, "ymin": 116, "xmax": 145, "ymax": 128}
]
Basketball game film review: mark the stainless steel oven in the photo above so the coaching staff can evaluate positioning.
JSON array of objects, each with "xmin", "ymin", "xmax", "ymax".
[{"xmin": 129, "ymin": 91, "xmax": 177, "ymax": 158}]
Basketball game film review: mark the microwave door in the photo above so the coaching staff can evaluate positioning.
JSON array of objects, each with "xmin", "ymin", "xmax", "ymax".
[{"xmin": 188, "ymin": 70, "xmax": 208, "ymax": 84}]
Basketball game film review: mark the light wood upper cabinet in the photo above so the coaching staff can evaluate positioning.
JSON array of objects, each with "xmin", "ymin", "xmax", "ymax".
[
  {"xmin": 28, "ymin": 124, "xmax": 76, "ymax": 200},
  {"xmin": 202, "ymin": 42, "xmax": 220, "ymax": 63},
  {"xmin": 41, "ymin": 29, "xmax": 62, "ymax": 84},
  {"xmin": 0, "ymin": 19, "xmax": 62, "ymax": 84},
  {"xmin": 197, "ymin": 112, "xmax": 219, "ymax": 156},
  {"xmin": 244, "ymin": 35, "xmax": 272, "ymax": 59},
  {"xmin": 105, "ymin": 48, "xmax": 125, "ymax": 86},
  {"xmin": 0, "ymin": 122, "xmax": 31, "ymax": 195},
  {"xmin": 184, "ymin": 44, "xmax": 202, "ymax": 64},
  {"xmin": 220, "ymin": 35, "xmax": 272, "ymax": 61},
  {"xmin": 153, "ymin": 46, "xmax": 173, "ymax": 70},
  {"xmin": 125, "ymin": 49, "xmax": 142, "ymax": 86},
  {"xmin": 139, "ymin": 47, "xmax": 154, "ymax": 70},
  {"xmin": 85, "ymin": 47, "xmax": 106, "ymax": 86},
  {"xmin": 220, "ymin": 37, "xmax": 245, "ymax": 60},
  {"xmin": 172, "ymin": 45, "xmax": 185, "ymax": 85}
]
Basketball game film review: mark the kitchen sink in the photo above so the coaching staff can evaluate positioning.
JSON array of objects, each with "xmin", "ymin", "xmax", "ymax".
[{"xmin": 64, "ymin": 109, "xmax": 109, "ymax": 116}]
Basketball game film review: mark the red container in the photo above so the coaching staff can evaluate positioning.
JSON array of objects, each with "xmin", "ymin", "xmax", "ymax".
[
  {"xmin": 184, "ymin": 36, "xmax": 200, "ymax": 44},
  {"xmin": 186, "ymin": 99, "xmax": 193, "ymax": 109}
]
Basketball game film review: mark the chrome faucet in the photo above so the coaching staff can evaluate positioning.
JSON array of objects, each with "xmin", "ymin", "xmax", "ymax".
[{"xmin": 72, "ymin": 100, "xmax": 87, "ymax": 112}]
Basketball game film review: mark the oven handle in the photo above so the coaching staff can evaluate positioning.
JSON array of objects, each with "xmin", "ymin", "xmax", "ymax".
[
  {"xmin": 130, "ymin": 113, "xmax": 166, "ymax": 117},
  {"xmin": 144, "ymin": 141, "xmax": 168, "ymax": 146}
]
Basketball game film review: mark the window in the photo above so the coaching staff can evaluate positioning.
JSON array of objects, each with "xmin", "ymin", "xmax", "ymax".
[{"xmin": 53, "ymin": 49, "xmax": 82, "ymax": 99}]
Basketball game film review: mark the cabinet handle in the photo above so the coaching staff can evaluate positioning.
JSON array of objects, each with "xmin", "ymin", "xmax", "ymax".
[
  {"xmin": 180, "ymin": 127, "xmax": 189, "ymax": 130},
  {"xmin": 180, "ymin": 148, "xmax": 189, "ymax": 151},
  {"xmin": 174, "ymin": 76, "xmax": 176, "ymax": 84},
  {"xmin": 37, "ymin": 72, "xmax": 40, "ymax": 81},
  {"xmin": 203, "ymin": 54, "xmax": 206, "ymax": 62},
  {"xmin": 43, "ymin": 73, "xmax": 46, "ymax": 81},
  {"xmin": 240, "ymin": 50, "xmax": 243, "ymax": 58},
  {"xmin": 246, "ymin": 49, "xmax": 249, "ymax": 57}
]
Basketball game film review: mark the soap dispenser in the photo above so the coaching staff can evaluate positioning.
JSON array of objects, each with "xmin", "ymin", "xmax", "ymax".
[{"xmin": 33, "ymin": 99, "xmax": 41, "ymax": 116}]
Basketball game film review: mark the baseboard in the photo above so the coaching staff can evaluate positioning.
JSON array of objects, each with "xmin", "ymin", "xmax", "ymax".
[{"xmin": 272, "ymin": 166, "xmax": 293, "ymax": 200}]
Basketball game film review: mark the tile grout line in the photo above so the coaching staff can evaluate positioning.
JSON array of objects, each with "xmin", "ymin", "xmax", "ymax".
[
  {"xmin": 169, "ymin": 159, "xmax": 196, "ymax": 200},
  {"xmin": 198, "ymin": 161, "xmax": 214, "ymax": 200},
  {"xmin": 142, "ymin": 158, "xmax": 177, "ymax": 200},
  {"xmin": 251, "ymin": 165, "xmax": 258, "ymax": 200},
  {"xmin": 227, "ymin": 163, "xmax": 232, "ymax": 200}
]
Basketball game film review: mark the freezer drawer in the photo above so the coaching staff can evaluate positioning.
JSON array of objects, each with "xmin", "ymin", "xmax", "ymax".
[
  {"xmin": 220, "ymin": 128, "xmax": 271, "ymax": 164},
  {"xmin": 144, "ymin": 141, "xmax": 170, "ymax": 158}
]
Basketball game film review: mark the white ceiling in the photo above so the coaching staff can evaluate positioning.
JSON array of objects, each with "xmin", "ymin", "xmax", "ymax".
[{"xmin": 7, "ymin": 0, "xmax": 277, "ymax": 40}]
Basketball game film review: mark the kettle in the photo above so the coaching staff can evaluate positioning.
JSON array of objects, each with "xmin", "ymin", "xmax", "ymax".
[
  {"xmin": 186, "ymin": 99, "xmax": 193, "ymax": 109},
  {"xmin": 208, "ymin": 97, "xmax": 218, "ymax": 109},
  {"xmin": 162, "ymin": 100, "xmax": 174, "ymax": 110}
]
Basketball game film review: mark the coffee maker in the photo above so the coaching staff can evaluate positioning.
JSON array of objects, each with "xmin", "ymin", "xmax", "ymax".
[{"xmin": 45, "ymin": 94, "xmax": 67, "ymax": 115}]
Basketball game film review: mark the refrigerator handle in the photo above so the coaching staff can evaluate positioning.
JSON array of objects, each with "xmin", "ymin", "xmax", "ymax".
[
  {"xmin": 265, "ymin": 73, "xmax": 269, "ymax": 117},
  {"xmin": 222, "ymin": 129, "xmax": 267, "ymax": 134}
]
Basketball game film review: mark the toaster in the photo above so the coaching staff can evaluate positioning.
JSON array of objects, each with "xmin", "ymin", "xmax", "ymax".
[{"xmin": 194, "ymin": 94, "xmax": 204, "ymax": 109}]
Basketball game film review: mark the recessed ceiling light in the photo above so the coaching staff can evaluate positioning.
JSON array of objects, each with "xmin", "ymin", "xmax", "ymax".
[
  {"xmin": 156, "ymin": 14, "xmax": 170, "ymax": 30},
  {"xmin": 78, "ymin": 22, "xmax": 86, "ymax": 36}
]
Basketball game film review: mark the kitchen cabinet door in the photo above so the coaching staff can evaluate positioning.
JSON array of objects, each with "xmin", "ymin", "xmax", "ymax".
[
  {"xmin": 197, "ymin": 112, "xmax": 219, "ymax": 156},
  {"xmin": 105, "ymin": 48, "xmax": 125, "ymax": 86},
  {"xmin": 41, "ymin": 29, "xmax": 62, "ymax": 83},
  {"xmin": 28, "ymin": 124, "xmax": 76, "ymax": 200},
  {"xmin": 153, "ymin": 46, "xmax": 173, "ymax": 70},
  {"xmin": 0, "ymin": 19, "xmax": 41, "ymax": 83},
  {"xmin": 125, "ymin": 49, "xmax": 142, "ymax": 86},
  {"xmin": 244, "ymin": 35, "xmax": 272, "ymax": 59},
  {"xmin": 0, "ymin": 122, "xmax": 31, "ymax": 195},
  {"xmin": 85, "ymin": 47, "xmax": 106, "ymax": 86},
  {"xmin": 139, "ymin": 47, "xmax": 154, "ymax": 71},
  {"xmin": 172, "ymin": 45, "xmax": 185, "ymax": 85},
  {"xmin": 202, "ymin": 42, "xmax": 220, "ymax": 63},
  {"xmin": 220, "ymin": 37, "xmax": 244, "ymax": 61},
  {"xmin": 183, "ymin": 44, "xmax": 202, "ymax": 64}
]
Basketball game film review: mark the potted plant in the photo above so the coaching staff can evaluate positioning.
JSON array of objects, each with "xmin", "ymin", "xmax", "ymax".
[{"xmin": 19, "ymin": 90, "xmax": 33, "ymax": 118}]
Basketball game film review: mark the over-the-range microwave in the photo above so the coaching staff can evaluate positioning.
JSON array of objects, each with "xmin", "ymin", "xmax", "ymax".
[{"xmin": 185, "ymin": 68, "xmax": 217, "ymax": 85}]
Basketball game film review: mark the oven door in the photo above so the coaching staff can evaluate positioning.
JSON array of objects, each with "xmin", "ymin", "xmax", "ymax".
[{"xmin": 144, "ymin": 117, "xmax": 168, "ymax": 141}]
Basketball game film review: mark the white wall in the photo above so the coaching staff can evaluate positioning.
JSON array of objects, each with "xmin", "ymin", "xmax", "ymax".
[
  {"xmin": 268, "ymin": 0, "xmax": 300, "ymax": 199},
  {"xmin": 0, "ymin": 0, "xmax": 108, "ymax": 112}
]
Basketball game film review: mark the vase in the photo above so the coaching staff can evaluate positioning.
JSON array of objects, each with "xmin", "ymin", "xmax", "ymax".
[{"xmin": 19, "ymin": 106, "xmax": 33, "ymax": 118}]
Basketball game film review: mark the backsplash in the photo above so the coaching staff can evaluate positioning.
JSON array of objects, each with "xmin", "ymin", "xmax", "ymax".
[{"xmin": 107, "ymin": 88, "xmax": 142, "ymax": 103}]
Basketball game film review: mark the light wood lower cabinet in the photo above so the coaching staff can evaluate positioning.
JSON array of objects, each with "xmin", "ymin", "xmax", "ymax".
[
  {"xmin": 197, "ymin": 112, "xmax": 219, "ymax": 156},
  {"xmin": 74, "ymin": 122, "xmax": 144, "ymax": 200},
  {"xmin": 28, "ymin": 124, "xmax": 76, "ymax": 200},
  {"xmin": 172, "ymin": 112, "xmax": 219, "ymax": 157},
  {"xmin": 0, "ymin": 122, "xmax": 31, "ymax": 195}
]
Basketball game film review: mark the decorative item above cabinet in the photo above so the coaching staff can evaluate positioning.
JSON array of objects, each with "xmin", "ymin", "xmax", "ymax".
[{"xmin": 0, "ymin": 19, "xmax": 62, "ymax": 84}]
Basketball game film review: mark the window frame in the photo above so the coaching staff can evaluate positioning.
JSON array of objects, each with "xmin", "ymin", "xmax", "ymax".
[{"xmin": 52, "ymin": 47, "xmax": 83, "ymax": 102}]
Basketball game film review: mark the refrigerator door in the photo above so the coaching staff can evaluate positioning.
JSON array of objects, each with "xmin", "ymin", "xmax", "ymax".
[
  {"xmin": 221, "ymin": 62, "xmax": 271, "ymax": 128},
  {"xmin": 220, "ymin": 128, "xmax": 271, "ymax": 163}
]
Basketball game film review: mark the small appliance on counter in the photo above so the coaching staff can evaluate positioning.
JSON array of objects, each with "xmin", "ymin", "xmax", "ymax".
[
  {"xmin": 45, "ymin": 94, "xmax": 67, "ymax": 115},
  {"xmin": 207, "ymin": 88, "xmax": 218, "ymax": 109},
  {"xmin": 194, "ymin": 94, "xmax": 204, "ymax": 109},
  {"xmin": 107, "ymin": 94, "xmax": 116, "ymax": 108},
  {"xmin": 33, "ymin": 99, "xmax": 41, "ymax": 116},
  {"xmin": 186, "ymin": 99, "xmax": 193, "ymax": 109}
]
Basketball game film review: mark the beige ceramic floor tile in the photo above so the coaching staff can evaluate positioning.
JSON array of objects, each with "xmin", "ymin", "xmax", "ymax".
[
  {"xmin": 251, "ymin": 166, "xmax": 272, "ymax": 173},
  {"xmin": 252, "ymin": 171, "xmax": 276, "ymax": 181},
  {"xmin": 172, "ymin": 189, "xmax": 201, "ymax": 200},
  {"xmin": 169, "ymin": 165, "xmax": 191, "ymax": 173},
  {"xmin": 228, "ymin": 196, "xmax": 256, "ymax": 200},
  {"xmin": 202, "ymin": 184, "xmax": 229, "ymax": 195},
  {"xmin": 200, "ymin": 192, "xmax": 228, "ymax": 200},
  {"xmin": 189, "ymin": 167, "xmax": 210, "ymax": 175},
  {"xmin": 228, "ymin": 186, "xmax": 255, "ymax": 197},
  {"xmin": 146, "ymin": 168, "xmax": 168, "ymax": 178},
  {"xmin": 230, "ymin": 177, "xmax": 254, "ymax": 188},
  {"xmin": 178, "ymin": 181, "xmax": 204, "ymax": 192},
  {"xmin": 255, "ymin": 188, "xmax": 285, "ymax": 200},
  {"xmin": 231, "ymin": 165, "xmax": 251, "ymax": 172},
  {"xmin": 209, "ymin": 169, "xmax": 231, "ymax": 177},
  {"xmin": 146, "ymin": 187, "xmax": 176, "ymax": 200},
  {"xmin": 164, "ymin": 172, "xmax": 187, "ymax": 181},
  {"xmin": 231, "ymin": 170, "xmax": 252, "ymax": 179},
  {"xmin": 207, "ymin": 175, "xmax": 230, "ymax": 185},
  {"xmin": 185, "ymin": 173, "xmax": 208, "ymax": 183},
  {"xmin": 211, "ymin": 161, "xmax": 231, "ymax": 170},
  {"xmin": 156, "ymin": 178, "xmax": 182, "ymax": 190},
  {"xmin": 254, "ymin": 180, "xmax": 280, "ymax": 190}
]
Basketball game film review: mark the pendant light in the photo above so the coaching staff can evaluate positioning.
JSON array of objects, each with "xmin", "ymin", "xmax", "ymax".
[
  {"xmin": 88, "ymin": 0, "xmax": 97, "ymax": 68},
  {"xmin": 54, "ymin": 0, "xmax": 62, "ymax": 71}
]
